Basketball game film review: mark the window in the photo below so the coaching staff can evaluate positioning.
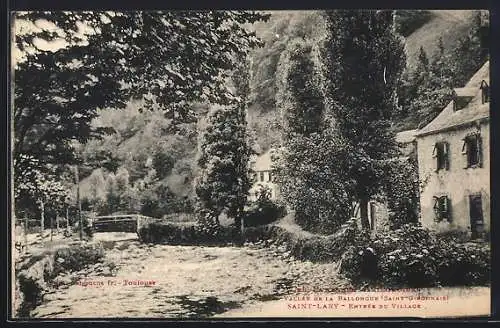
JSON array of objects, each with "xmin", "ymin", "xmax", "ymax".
[
  {"xmin": 433, "ymin": 196, "xmax": 451, "ymax": 222},
  {"xmin": 268, "ymin": 171, "xmax": 272, "ymax": 182},
  {"xmin": 259, "ymin": 172, "xmax": 265, "ymax": 182},
  {"xmin": 432, "ymin": 142, "xmax": 449, "ymax": 171},
  {"xmin": 453, "ymin": 96, "xmax": 473, "ymax": 111},
  {"xmin": 480, "ymin": 80, "xmax": 489, "ymax": 104},
  {"xmin": 462, "ymin": 134, "xmax": 483, "ymax": 168},
  {"xmin": 469, "ymin": 193, "xmax": 484, "ymax": 239}
]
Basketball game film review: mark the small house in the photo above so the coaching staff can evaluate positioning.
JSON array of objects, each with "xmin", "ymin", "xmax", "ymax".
[
  {"xmin": 415, "ymin": 61, "xmax": 490, "ymax": 239},
  {"xmin": 248, "ymin": 149, "xmax": 280, "ymax": 202}
]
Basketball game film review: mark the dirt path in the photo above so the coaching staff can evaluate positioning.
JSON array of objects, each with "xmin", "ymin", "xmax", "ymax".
[{"xmin": 31, "ymin": 233, "xmax": 351, "ymax": 318}]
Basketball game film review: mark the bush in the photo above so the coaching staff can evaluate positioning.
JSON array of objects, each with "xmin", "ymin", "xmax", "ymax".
[
  {"xmin": 340, "ymin": 223, "xmax": 491, "ymax": 288},
  {"xmin": 52, "ymin": 244, "xmax": 105, "ymax": 276},
  {"xmin": 384, "ymin": 158, "xmax": 420, "ymax": 229},
  {"xmin": 244, "ymin": 217, "xmax": 368, "ymax": 263},
  {"xmin": 433, "ymin": 229, "xmax": 470, "ymax": 243},
  {"xmin": 137, "ymin": 221, "xmax": 237, "ymax": 246},
  {"xmin": 434, "ymin": 241, "xmax": 490, "ymax": 286},
  {"xmin": 162, "ymin": 212, "xmax": 196, "ymax": 223},
  {"xmin": 244, "ymin": 200, "xmax": 286, "ymax": 227}
]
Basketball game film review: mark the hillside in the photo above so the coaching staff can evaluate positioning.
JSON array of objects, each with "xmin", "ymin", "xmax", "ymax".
[{"xmin": 404, "ymin": 10, "xmax": 475, "ymax": 69}]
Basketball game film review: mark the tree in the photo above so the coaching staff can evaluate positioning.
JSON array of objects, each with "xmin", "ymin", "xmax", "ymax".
[
  {"xmin": 384, "ymin": 156, "xmax": 420, "ymax": 229},
  {"xmin": 85, "ymin": 168, "xmax": 107, "ymax": 212},
  {"xmin": 14, "ymin": 155, "xmax": 70, "ymax": 236},
  {"xmin": 449, "ymin": 11, "xmax": 486, "ymax": 86},
  {"xmin": 13, "ymin": 11, "xmax": 269, "ymax": 196},
  {"xmin": 274, "ymin": 39, "xmax": 352, "ymax": 234},
  {"xmin": 194, "ymin": 99, "xmax": 252, "ymax": 236},
  {"xmin": 277, "ymin": 40, "xmax": 325, "ymax": 139},
  {"xmin": 393, "ymin": 11, "xmax": 488, "ymax": 131},
  {"xmin": 249, "ymin": 11, "xmax": 324, "ymax": 110},
  {"xmin": 321, "ymin": 10, "xmax": 406, "ymax": 229}
]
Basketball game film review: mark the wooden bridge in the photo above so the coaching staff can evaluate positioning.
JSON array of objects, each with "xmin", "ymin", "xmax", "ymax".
[{"xmin": 91, "ymin": 214, "xmax": 160, "ymax": 234}]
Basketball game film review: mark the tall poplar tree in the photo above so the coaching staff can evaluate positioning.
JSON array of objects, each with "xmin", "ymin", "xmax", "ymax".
[
  {"xmin": 194, "ymin": 55, "xmax": 252, "ymax": 238},
  {"xmin": 275, "ymin": 39, "xmax": 351, "ymax": 233},
  {"xmin": 321, "ymin": 10, "xmax": 406, "ymax": 229}
]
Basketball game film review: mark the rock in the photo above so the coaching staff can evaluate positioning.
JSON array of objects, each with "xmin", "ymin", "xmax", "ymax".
[
  {"xmin": 53, "ymin": 275, "xmax": 72, "ymax": 286},
  {"xmin": 101, "ymin": 267, "xmax": 112, "ymax": 276}
]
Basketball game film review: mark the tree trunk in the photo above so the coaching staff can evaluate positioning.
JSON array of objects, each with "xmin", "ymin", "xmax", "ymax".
[
  {"xmin": 75, "ymin": 166, "xmax": 82, "ymax": 241},
  {"xmin": 24, "ymin": 215, "xmax": 28, "ymax": 253},
  {"xmin": 40, "ymin": 200, "xmax": 45, "ymax": 238},
  {"xmin": 66, "ymin": 206, "xmax": 71, "ymax": 235},
  {"xmin": 234, "ymin": 214, "xmax": 244, "ymax": 246},
  {"xmin": 50, "ymin": 213, "xmax": 54, "ymax": 241},
  {"xmin": 360, "ymin": 197, "xmax": 370, "ymax": 230},
  {"xmin": 56, "ymin": 213, "xmax": 60, "ymax": 231}
]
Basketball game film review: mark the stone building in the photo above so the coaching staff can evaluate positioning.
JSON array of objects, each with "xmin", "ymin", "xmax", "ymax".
[
  {"xmin": 415, "ymin": 60, "xmax": 490, "ymax": 238},
  {"xmin": 248, "ymin": 149, "xmax": 280, "ymax": 202}
]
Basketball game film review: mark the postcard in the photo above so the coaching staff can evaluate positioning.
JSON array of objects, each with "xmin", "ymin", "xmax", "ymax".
[{"xmin": 10, "ymin": 9, "xmax": 491, "ymax": 320}]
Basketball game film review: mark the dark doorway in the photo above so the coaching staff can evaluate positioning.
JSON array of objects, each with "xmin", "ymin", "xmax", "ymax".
[
  {"xmin": 369, "ymin": 202, "xmax": 376, "ymax": 230},
  {"xmin": 469, "ymin": 193, "xmax": 484, "ymax": 239}
]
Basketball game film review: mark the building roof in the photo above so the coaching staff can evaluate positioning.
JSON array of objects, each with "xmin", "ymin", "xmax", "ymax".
[
  {"xmin": 251, "ymin": 149, "xmax": 273, "ymax": 172},
  {"xmin": 395, "ymin": 129, "xmax": 418, "ymax": 144},
  {"xmin": 415, "ymin": 61, "xmax": 490, "ymax": 137},
  {"xmin": 453, "ymin": 87, "xmax": 477, "ymax": 98}
]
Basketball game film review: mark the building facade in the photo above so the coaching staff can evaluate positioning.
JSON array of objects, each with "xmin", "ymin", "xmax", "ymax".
[
  {"xmin": 248, "ymin": 149, "xmax": 280, "ymax": 202},
  {"xmin": 415, "ymin": 61, "xmax": 490, "ymax": 238}
]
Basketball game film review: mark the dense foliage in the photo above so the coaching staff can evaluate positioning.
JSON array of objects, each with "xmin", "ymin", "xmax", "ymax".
[
  {"xmin": 244, "ymin": 218, "xmax": 369, "ymax": 262},
  {"xmin": 274, "ymin": 39, "xmax": 352, "ymax": 234},
  {"xmin": 340, "ymin": 224, "xmax": 490, "ymax": 288},
  {"xmin": 14, "ymin": 11, "xmax": 269, "ymax": 219},
  {"xmin": 244, "ymin": 185, "xmax": 286, "ymax": 227},
  {"xmin": 395, "ymin": 11, "xmax": 488, "ymax": 130},
  {"xmin": 383, "ymin": 156, "xmax": 420, "ymax": 229},
  {"xmin": 194, "ymin": 98, "xmax": 252, "ymax": 235},
  {"xmin": 138, "ymin": 222, "xmax": 237, "ymax": 245},
  {"xmin": 320, "ymin": 10, "xmax": 406, "ymax": 229}
]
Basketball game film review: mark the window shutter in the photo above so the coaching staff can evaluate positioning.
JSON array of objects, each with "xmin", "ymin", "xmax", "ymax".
[
  {"xmin": 444, "ymin": 142, "xmax": 450, "ymax": 170},
  {"xmin": 432, "ymin": 143, "xmax": 439, "ymax": 171},
  {"xmin": 441, "ymin": 196, "xmax": 448, "ymax": 212},
  {"xmin": 462, "ymin": 138, "xmax": 469, "ymax": 169},
  {"xmin": 445, "ymin": 196, "xmax": 451, "ymax": 222},
  {"xmin": 477, "ymin": 136, "xmax": 483, "ymax": 168},
  {"xmin": 433, "ymin": 197, "xmax": 440, "ymax": 221}
]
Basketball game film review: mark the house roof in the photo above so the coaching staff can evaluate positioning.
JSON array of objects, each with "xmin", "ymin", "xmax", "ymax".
[
  {"xmin": 453, "ymin": 87, "xmax": 477, "ymax": 98},
  {"xmin": 395, "ymin": 129, "xmax": 418, "ymax": 144},
  {"xmin": 251, "ymin": 149, "xmax": 273, "ymax": 172},
  {"xmin": 415, "ymin": 61, "xmax": 490, "ymax": 137}
]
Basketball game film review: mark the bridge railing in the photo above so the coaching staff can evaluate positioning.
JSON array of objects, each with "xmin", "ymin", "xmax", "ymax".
[{"xmin": 92, "ymin": 214, "xmax": 162, "ymax": 233}]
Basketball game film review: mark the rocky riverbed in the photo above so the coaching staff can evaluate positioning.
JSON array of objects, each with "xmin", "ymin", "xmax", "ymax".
[{"xmin": 26, "ymin": 232, "xmax": 351, "ymax": 318}]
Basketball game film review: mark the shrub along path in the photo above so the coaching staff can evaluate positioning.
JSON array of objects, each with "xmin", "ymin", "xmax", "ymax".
[{"xmin": 31, "ymin": 232, "xmax": 352, "ymax": 318}]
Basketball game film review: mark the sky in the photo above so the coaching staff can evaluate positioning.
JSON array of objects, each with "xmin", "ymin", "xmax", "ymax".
[{"xmin": 11, "ymin": 13, "xmax": 94, "ymax": 67}]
